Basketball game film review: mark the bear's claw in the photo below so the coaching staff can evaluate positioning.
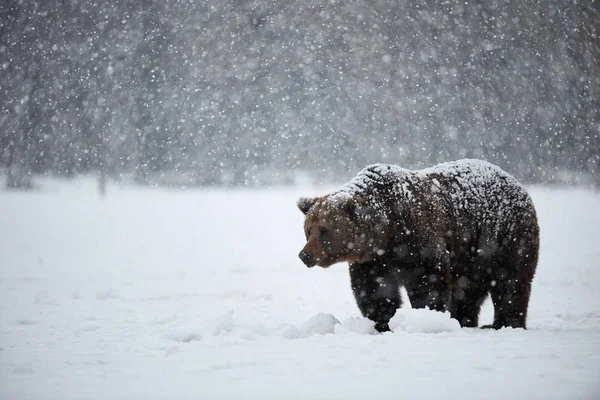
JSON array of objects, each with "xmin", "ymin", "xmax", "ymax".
[{"xmin": 374, "ymin": 322, "xmax": 391, "ymax": 333}]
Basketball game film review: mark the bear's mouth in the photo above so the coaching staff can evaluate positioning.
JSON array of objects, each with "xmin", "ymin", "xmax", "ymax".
[
  {"xmin": 313, "ymin": 256, "xmax": 343, "ymax": 269},
  {"xmin": 299, "ymin": 249, "xmax": 349, "ymax": 269}
]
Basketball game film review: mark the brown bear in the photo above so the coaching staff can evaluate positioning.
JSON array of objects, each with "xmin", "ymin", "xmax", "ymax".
[{"xmin": 297, "ymin": 159, "xmax": 539, "ymax": 332}]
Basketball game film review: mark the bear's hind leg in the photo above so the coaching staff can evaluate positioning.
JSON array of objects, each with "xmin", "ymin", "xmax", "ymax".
[
  {"xmin": 485, "ymin": 236, "xmax": 538, "ymax": 330},
  {"xmin": 482, "ymin": 216, "xmax": 538, "ymax": 330},
  {"xmin": 486, "ymin": 279, "xmax": 532, "ymax": 329},
  {"xmin": 349, "ymin": 261, "xmax": 401, "ymax": 333}
]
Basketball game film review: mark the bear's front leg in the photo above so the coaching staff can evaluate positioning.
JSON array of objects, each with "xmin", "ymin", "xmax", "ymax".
[
  {"xmin": 404, "ymin": 249, "xmax": 451, "ymax": 313},
  {"xmin": 349, "ymin": 261, "xmax": 401, "ymax": 333},
  {"xmin": 407, "ymin": 276, "xmax": 448, "ymax": 312}
]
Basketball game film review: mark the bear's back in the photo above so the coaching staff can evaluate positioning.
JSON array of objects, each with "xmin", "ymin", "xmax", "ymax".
[
  {"xmin": 418, "ymin": 159, "xmax": 535, "ymax": 236},
  {"xmin": 333, "ymin": 159, "xmax": 535, "ymax": 238}
]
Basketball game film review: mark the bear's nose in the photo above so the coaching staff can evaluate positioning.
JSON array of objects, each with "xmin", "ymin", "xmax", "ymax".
[{"xmin": 298, "ymin": 250, "xmax": 314, "ymax": 267}]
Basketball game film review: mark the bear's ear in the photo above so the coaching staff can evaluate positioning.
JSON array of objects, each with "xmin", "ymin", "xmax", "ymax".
[
  {"xmin": 343, "ymin": 198, "xmax": 366, "ymax": 222},
  {"xmin": 343, "ymin": 198, "xmax": 359, "ymax": 219},
  {"xmin": 297, "ymin": 197, "xmax": 318, "ymax": 215}
]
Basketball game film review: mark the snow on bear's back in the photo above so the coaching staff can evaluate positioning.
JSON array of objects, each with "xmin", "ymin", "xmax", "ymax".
[
  {"xmin": 419, "ymin": 159, "xmax": 519, "ymax": 186},
  {"xmin": 331, "ymin": 159, "xmax": 525, "ymax": 201},
  {"xmin": 420, "ymin": 159, "xmax": 536, "ymax": 235},
  {"xmin": 421, "ymin": 159, "xmax": 530, "ymax": 206},
  {"xmin": 329, "ymin": 159, "xmax": 534, "ymax": 234}
]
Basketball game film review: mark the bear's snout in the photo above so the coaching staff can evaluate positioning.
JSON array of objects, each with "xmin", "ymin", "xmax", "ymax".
[{"xmin": 298, "ymin": 250, "xmax": 315, "ymax": 268}]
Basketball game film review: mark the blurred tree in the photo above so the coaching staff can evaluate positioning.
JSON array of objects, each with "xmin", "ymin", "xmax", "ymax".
[
  {"xmin": 0, "ymin": 0, "xmax": 598, "ymax": 187},
  {"xmin": 0, "ymin": 0, "xmax": 46, "ymax": 189},
  {"xmin": 569, "ymin": 0, "xmax": 600, "ymax": 187}
]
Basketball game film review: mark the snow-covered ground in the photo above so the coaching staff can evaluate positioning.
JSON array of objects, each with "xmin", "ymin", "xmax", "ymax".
[{"xmin": 1, "ymin": 179, "xmax": 599, "ymax": 400}]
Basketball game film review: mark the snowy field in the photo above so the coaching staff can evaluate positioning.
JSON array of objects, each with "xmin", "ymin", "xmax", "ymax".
[{"xmin": 1, "ymin": 178, "xmax": 599, "ymax": 400}]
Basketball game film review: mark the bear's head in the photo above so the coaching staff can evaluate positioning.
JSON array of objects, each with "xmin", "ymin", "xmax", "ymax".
[{"xmin": 297, "ymin": 194, "xmax": 389, "ymax": 268}]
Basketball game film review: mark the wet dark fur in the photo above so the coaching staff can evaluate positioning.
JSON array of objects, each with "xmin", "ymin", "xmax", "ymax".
[{"xmin": 299, "ymin": 162, "xmax": 539, "ymax": 332}]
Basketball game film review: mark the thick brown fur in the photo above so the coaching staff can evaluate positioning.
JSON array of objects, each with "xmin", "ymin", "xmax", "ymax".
[{"xmin": 298, "ymin": 160, "xmax": 539, "ymax": 332}]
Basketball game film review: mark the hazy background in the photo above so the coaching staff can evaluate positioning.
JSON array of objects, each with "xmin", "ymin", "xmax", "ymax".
[{"xmin": 1, "ymin": 0, "xmax": 599, "ymax": 190}]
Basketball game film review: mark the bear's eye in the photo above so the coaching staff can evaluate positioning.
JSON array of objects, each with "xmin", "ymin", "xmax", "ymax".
[{"xmin": 319, "ymin": 227, "xmax": 330, "ymax": 237}]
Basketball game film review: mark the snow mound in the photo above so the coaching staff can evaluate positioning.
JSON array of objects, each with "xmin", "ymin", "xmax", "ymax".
[
  {"xmin": 297, "ymin": 313, "xmax": 341, "ymax": 338},
  {"xmin": 335, "ymin": 317, "xmax": 378, "ymax": 335},
  {"xmin": 212, "ymin": 310, "xmax": 235, "ymax": 335},
  {"xmin": 275, "ymin": 323, "xmax": 302, "ymax": 339},
  {"xmin": 166, "ymin": 311, "xmax": 458, "ymax": 341},
  {"xmin": 273, "ymin": 314, "xmax": 344, "ymax": 339},
  {"xmin": 390, "ymin": 309, "xmax": 461, "ymax": 333},
  {"xmin": 165, "ymin": 328, "xmax": 202, "ymax": 343}
]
